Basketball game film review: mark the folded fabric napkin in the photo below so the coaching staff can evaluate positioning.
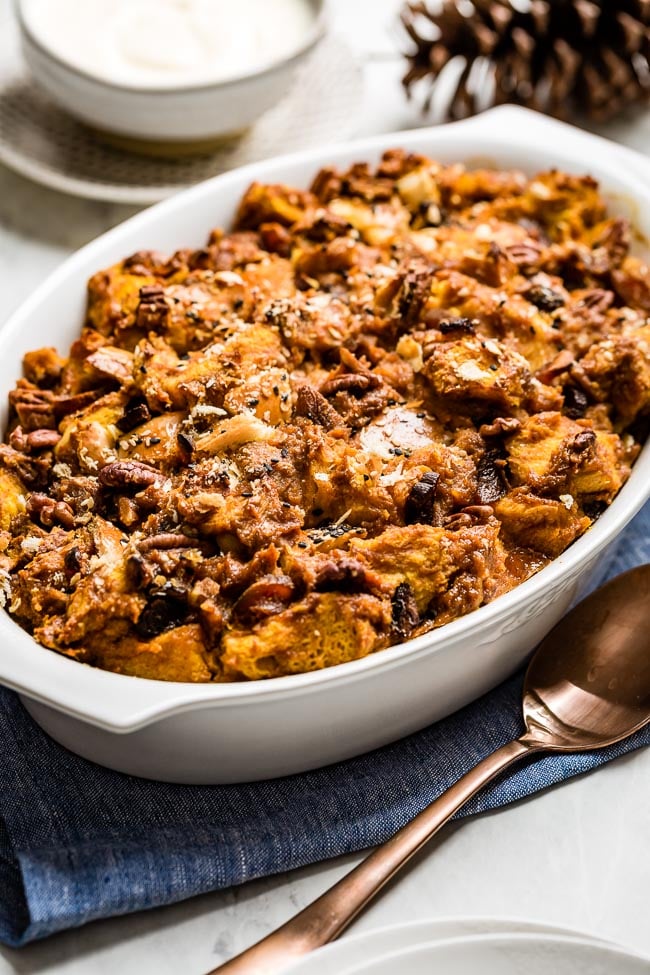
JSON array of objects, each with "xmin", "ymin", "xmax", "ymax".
[{"xmin": 1, "ymin": 501, "xmax": 649, "ymax": 947}]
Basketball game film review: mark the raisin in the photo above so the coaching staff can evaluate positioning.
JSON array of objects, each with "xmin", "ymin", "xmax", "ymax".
[
  {"xmin": 525, "ymin": 284, "xmax": 565, "ymax": 312},
  {"xmin": 476, "ymin": 452, "xmax": 507, "ymax": 504},
  {"xmin": 116, "ymin": 396, "xmax": 151, "ymax": 433},
  {"xmin": 136, "ymin": 595, "xmax": 186, "ymax": 639},
  {"xmin": 391, "ymin": 582, "xmax": 419, "ymax": 641},
  {"xmin": 438, "ymin": 317, "xmax": 476, "ymax": 335},
  {"xmin": 404, "ymin": 471, "xmax": 440, "ymax": 524},
  {"xmin": 563, "ymin": 384, "xmax": 589, "ymax": 419}
]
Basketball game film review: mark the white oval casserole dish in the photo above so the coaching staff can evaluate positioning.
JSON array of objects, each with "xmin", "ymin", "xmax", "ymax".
[{"xmin": 1, "ymin": 107, "xmax": 649, "ymax": 784}]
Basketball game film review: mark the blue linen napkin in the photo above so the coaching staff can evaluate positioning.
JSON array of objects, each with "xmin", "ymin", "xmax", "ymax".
[{"xmin": 1, "ymin": 502, "xmax": 649, "ymax": 947}]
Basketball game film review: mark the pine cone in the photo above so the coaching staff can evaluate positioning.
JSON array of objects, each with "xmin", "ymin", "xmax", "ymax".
[{"xmin": 401, "ymin": 0, "xmax": 650, "ymax": 122}]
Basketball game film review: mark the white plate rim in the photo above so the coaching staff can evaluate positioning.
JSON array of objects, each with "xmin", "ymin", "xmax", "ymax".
[
  {"xmin": 339, "ymin": 930, "xmax": 650, "ymax": 975},
  {"xmin": 281, "ymin": 916, "xmax": 634, "ymax": 974}
]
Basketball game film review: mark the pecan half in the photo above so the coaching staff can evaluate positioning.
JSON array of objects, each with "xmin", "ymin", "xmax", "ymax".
[
  {"xmin": 26, "ymin": 493, "xmax": 75, "ymax": 529},
  {"xmin": 136, "ymin": 285, "xmax": 169, "ymax": 332},
  {"xmin": 320, "ymin": 373, "xmax": 381, "ymax": 398},
  {"xmin": 26, "ymin": 429, "xmax": 61, "ymax": 451},
  {"xmin": 294, "ymin": 385, "xmax": 344, "ymax": 430},
  {"xmin": 99, "ymin": 461, "xmax": 160, "ymax": 490}
]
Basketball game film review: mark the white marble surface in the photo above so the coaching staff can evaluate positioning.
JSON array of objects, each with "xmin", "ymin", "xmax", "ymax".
[{"xmin": 0, "ymin": 1, "xmax": 649, "ymax": 971}]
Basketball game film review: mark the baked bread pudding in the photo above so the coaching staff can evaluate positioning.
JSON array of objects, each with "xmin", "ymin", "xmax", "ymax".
[{"xmin": 1, "ymin": 151, "xmax": 649, "ymax": 682}]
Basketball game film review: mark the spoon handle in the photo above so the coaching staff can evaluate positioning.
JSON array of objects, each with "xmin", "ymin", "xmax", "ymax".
[{"xmin": 210, "ymin": 735, "xmax": 540, "ymax": 975}]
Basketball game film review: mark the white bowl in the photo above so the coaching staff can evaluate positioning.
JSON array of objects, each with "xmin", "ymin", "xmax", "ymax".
[
  {"xmin": 16, "ymin": 0, "xmax": 326, "ymax": 145},
  {"xmin": 1, "ymin": 107, "xmax": 649, "ymax": 784}
]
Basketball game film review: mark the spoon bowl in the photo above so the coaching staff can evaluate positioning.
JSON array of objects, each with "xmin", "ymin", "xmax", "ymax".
[{"xmin": 522, "ymin": 564, "xmax": 650, "ymax": 751}]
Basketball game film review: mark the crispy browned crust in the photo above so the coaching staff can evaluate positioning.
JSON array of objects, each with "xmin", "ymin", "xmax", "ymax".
[{"xmin": 1, "ymin": 152, "xmax": 648, "ymax": 681}]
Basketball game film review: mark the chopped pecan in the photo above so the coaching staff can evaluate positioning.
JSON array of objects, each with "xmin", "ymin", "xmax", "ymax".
[
  {"xmin": 576, "ymin": 289, "xmax": 614, "ymax": 312},
  {"xmin": 460, "ymin": 504, "xmax": 495, "ymax": 522},
  {"xmin": 99, "ymin": 461, "xmax": 160, "ymax": 490},
  {"xmin": 259, "ymin": 222, "xmax": 292, "ymax": 257},
  {"xmin": 138, "ymin": 532, "xmax": 203, "ymax": 552},
  {"xmin": 10, "ymin": 387, "xmax": 56, "ymax": 430},
  {"xmin": 309, "ymin": 166, "xmax": 343, "ymax": 203},
  {"xmin": 123, "ymin": 250, "xmax": 169, "ymax": 275},
  {"xmin": 341, "ymin": 163, "xmax": 394, "ymax": 202},
  {"xmin": 0, "ymin": 444, "xmax": 50, "ymax": 488},
  {"xmin": 8, "ymin": 426, "xmax": 28, "ymax": 451},
  {"xmin": 479, "ymin": 417, "xmax": 521, "ymax": 438},
  {"xmin": 592, "ymin": 217, "xmax": 630, "ymax": 268},
  {"xmin": 232, "ymin": 574, "xmax": 295, "ymax": 623},
  {"xmin": 568, "ymin": 430, "xmax": 597, "ymax": 463},
  {"xmin": 537, "ymin": 349, "xmax": 575, "ymax": 384},
  {"xmin": 612, "ymin": 259, "xmax": 650, "ymax": 312},
  {"xmin": 313, "ymin": 557, "xmax": 381, "ymax": 594},
  {"xmin": 504, "ymin": 241, "xmax": 543, "ymax": 272},
  {"xmin": 395, "ymin": 261, "xmax": 435, "ymax": 331},
  {"xmin": 297, "ymin": 212, "xmax": 353, "ymax": 243},
  {"xmin": 53, "ymin": 392, "xmax": 98, "ymax": 420},
  {"xmin": 87, "ymin": 346, "xmax": 135, "ymax": 383}
]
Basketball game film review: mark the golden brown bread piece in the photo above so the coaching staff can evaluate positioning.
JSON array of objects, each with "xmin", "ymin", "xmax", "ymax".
[{"xmin": 0, "ymin": 151, "xmax": 647, "ymax": 681}]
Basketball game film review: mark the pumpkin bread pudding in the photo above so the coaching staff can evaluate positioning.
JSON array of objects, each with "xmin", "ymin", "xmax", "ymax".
[{"xmin": 1, "ymin": 150, "xmax": 648, "ymax": 681}]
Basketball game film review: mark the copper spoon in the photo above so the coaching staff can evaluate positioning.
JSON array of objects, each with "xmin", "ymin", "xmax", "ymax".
[{"xmin": 211, "ymin": 564, "xmax": 650, "ymax": 975}]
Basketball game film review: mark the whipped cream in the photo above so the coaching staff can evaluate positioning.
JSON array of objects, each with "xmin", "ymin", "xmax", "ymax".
[{"xmin": 21, "ymin": 0, "xmax": 316, "ymax": 88}]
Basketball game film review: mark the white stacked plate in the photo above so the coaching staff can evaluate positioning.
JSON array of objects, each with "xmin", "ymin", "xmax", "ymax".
[{"xmin": 283, "ymin": 919, "xmax": 650, "ymax": 974}]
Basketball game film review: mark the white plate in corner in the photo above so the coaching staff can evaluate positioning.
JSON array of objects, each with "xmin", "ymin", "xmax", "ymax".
[
  {"xmin": 282, "ymin": 918, "xmax": 633, "ymax": 975},
  {"xmin": 342, "ymin": 933, "xmax": 650, "ymax": 975}
]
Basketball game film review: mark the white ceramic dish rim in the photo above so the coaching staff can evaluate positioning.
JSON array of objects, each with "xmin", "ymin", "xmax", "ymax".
[
  {"xmin": 281, "ymin": 916, "xmax": 626, "ymax": 974},
  {"xmin": 15, "ymin": 0, "xmax": 327, "ymax": 94},
  {"xmin": 339, "ymin": 932, "xmax": 650, "ymax": 975},
  {"xmin": 1, "ymin": 106, "xmax": 649, "ymax": 733}
]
